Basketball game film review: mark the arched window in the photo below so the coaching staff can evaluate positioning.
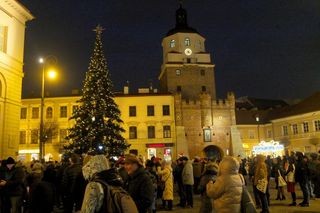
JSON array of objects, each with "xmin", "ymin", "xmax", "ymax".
[
  {"xmin": 185, "ymin": 37, "xmax": 190, "ymax": 46},
  {"xmin": 170, "ymin": 39, "xmax": 175, "ymax": 48},
  {"xmin": 46, "ymin": 107, "xmax": 53, "ymax": 119}
]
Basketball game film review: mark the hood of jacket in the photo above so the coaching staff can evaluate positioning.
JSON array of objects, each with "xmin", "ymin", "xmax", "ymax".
[
  {"xmin": 218, "ymin": 156, "xmax": 239, "ymax": 176},
  {"xmin": 94, "ymin": 168, "xmax": 124, "ymax": 187},
  {"xmin": 82, "ymin": 155, "xmax": 110, "ymax": 180}
]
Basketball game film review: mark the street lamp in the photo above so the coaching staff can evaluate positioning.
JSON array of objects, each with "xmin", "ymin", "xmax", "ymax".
[{"xmin": 38, "ymin": 56, "xmax": 57, "ymax": 161}]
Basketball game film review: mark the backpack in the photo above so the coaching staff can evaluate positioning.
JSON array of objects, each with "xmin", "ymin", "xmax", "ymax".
[
  {"xmin": 239, "ymin": 175, "xmax": 257, "ymax": 213},
  {"xmin": 94, "ymin": 179, "xmax": 138, "ymax": 213}
]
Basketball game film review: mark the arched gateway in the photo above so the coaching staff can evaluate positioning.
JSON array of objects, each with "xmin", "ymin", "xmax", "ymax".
[{"xmin": 203, "ymin": 145, "xmax": 224, "ymax": 161}]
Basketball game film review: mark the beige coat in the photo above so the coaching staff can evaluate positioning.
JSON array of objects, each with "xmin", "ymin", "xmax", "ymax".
[
  {"xmin": 158, "ymin": 165, "xmax": 174, "ymax": 200},
  {"xmin": 206, "ymin": 156, "xmax": 242, "ymax": 213}
]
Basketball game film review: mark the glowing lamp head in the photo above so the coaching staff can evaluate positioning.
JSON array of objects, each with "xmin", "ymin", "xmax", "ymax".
[
  {"xmin": 47, "ymin": 70, "xmax": 57, "ymax": 79},
  {"xmin": 39, "ymin": 57, "xmax": 44, "ymax": 64}
]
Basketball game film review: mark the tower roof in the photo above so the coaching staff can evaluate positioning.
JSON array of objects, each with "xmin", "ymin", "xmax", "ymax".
[{"xmin": 166, "ymin": 4, "xmax": 199, "ymax": 36}]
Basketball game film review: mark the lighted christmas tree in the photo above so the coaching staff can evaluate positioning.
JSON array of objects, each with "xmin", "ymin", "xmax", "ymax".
[{"xmin": 65, "ymin": 25, "xmax": 129, "ymax": 156}]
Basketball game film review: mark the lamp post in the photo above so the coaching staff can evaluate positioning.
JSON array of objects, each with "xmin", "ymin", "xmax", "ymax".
[{"xmin": 38, "ymin": 56, "xmax": 57, "ymax": 161}]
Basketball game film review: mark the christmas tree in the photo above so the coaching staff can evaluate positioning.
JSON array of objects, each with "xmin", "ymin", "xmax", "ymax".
[{"xmin": 65, "ymin": 25, "xmax": 129, "ymax": 156}]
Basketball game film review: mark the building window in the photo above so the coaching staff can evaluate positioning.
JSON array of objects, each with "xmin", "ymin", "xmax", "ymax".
[
  {"xmin": 31, "ymin": 130, "xmax": 39, "ymax": 144},
  {"xmin": 248, "ymin": 130, "xmax": 255, "ymax": 139},
  {"xmin": 46, "ymin": 107, "xmax": 53, "ymax": 119},
  {"xmin": 315, "ymin": 120, "xmax": 320, "ymax": 131},
  {"xmin": 21, "ymin": 108, "xmax": 27, "ymax": 119},
  {"xmin": 282, "ymin": 126, "xmax": 288, "ymax": 136},
  {"xmin": 60, "ymin": 129, "xmax": 68, "ymax": 143},
  {"xmin": 176, "ymin": 69, "xmax": 181, "ymax": 76},
  {"xmin": 170, "ymin": 39, "xmax": 175, "ymax": 48},
  {"xmin": 303, "ymin": 122, "xmax": 309, "ymax": 133},
  {"xmin": 147, "ymin": 105, "xmax": 154, "ymax": 116},
  {"xmin": 185, "ymin": 37, "xmax": 190, "ymax": 46},
  {"xmin": 60, "ymin": 106, "xmax": 68, "ymax": 118},
  {"xmin": 163, "ymin": 125, "xmax": 171, "ymax": 138},
  {"xmin": 129, "ymin": 106, "xmax": 136, "ymax": 117},
  {"xmin": 162, "ymin": 105, "xmax": 170, "ymax": 116},
  {"xmin": 200, "ymin": 69, "xmax": 205, "ymax": 76},
  {"xmin": 19, "ymin": 131, "xmax": 26, "ymax": 144},
  {"xmin": 0, "ymin": 26, "xmax": 8, "ymax": 53},
  {"xmin": 292, "ymin": 124, "xmax": 298, "ymax": 135},
  {"xmin": 204, "ymin": 129, "xmax": 212, "ymax": 142},
  {"xmin": 72, "ymin": 105, "xmax": 79, "ymax": 114},
  {"xmin": 129, "ymin": 126, "xmax": 137, "ymax": 139},
  {"xmin": 202, "ymin": 86, "xmax": 207, "ymax": 92},
  {"xmin": 32, "ymin": 107, "xmax": 39, "ymax": 119},
  {"xmin": 148, "ymin": 126, "xmax": 155, "ymax": 138},
  {"xmin": 177, "ymin": 86, "xmax": 182, "ymax": 92},
  {"xmin": 267, "ymin": 130, "xmax": 272, "ymax": 138},
  {"xmin": 187, "ymin": 58, "xmax": 191, "ymax": 63}
]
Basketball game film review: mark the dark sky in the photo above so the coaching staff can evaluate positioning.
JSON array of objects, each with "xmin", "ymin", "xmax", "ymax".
[{"xmin": 20, "ymin": 0, "xmax": 320, "ymax": 99}]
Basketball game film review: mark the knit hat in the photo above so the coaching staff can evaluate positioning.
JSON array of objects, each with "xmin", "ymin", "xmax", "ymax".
[
  {"xmin": 6, "ymin": 157, "xmax": 15, "ymax": 165},
  {"xmin": 124, "ymin": 154, "xmax": 144, "ymax": 167}
]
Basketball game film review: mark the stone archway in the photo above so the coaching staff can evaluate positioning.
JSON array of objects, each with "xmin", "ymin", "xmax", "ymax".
[{"xmin": 203, "ymin": 145, "xmax": 224, "ymax": 161}]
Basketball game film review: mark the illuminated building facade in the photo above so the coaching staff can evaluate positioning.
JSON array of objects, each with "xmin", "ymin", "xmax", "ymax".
[
  {"xmin": 0, "ymin": 0, "xmax": 33, "ymax": 158},
  {"xmin": 237, "ymin": 93, "xmax": 320, "ymax": 156},
  {"xmin": 19, "ymin": 92, "xmax": 176, "ymax": 161}
]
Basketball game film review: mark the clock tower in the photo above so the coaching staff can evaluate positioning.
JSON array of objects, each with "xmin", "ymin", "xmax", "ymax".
[{"xmin": 159, "ymin": 4, "xmax": 216, "ymax": 100}]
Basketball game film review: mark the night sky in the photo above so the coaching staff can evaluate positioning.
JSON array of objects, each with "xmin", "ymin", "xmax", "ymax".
[{"xmin": 20, "ymin": 0, "xmax": 320, "ymax": 99}]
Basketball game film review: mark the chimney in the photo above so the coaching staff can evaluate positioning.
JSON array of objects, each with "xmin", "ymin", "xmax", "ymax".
[{"xmin": 124, "ymin": 86, "xmax": 129, "ymax": 94}]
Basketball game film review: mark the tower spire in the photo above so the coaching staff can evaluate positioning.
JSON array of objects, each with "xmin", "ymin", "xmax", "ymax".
[{"xmin": 176, "ymin": 1, "xmax": 188, "ymax": 27}]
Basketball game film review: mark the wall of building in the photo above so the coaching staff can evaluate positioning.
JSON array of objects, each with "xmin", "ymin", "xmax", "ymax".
[
  {"xmin": 19, "ymin": 94, "xmax": 177, "ymax": 161},
  {"xmin": 174, "ymin": 92, "xmax": 238, "ymax": 159},
  {"xmin": 238, "ymin": 111, "xmax": 320, "ymax": 156},
  {"xmin": 0, "ymin": 1, "xmax": 33, "ymax": 159}
]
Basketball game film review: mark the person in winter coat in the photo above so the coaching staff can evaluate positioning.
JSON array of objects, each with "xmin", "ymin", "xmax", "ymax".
[
  {"xmin": 273, "ymin": 157, "xmax": 286, "ymax": 200},
  {"xmin": 124, "ymin": 154, "xmax": 154, "ymax": 213},
  {"xmin": 192, "ymin": 158, "xmax": 202, "ymax": 194},
  {"xmin": 158, "ymin": 160, "xmax": 173, "ymax": 211},
  {"xmin": 295, "ymin": 152, "xmax": 310, "ymax": 207},
  {"xmin": 62, "ymin": 154, "xmax": 83, "ymax": 213},
  {"xmin": 285, "ymin": 157, "xmax": 296, "ymax": 206},
  {"xmin": 173, "ymin": 158, "xmax": 185, "ymax": 207},
  {"xmin": 206, "ymin": 156, "xmax": 242, "ymax": 213},
  {"xmin": 81, "ymin": 154, "xmax": 134, "ymax": 213},
  {"xmin": 145, "ymin": 160, "xmax": 158, "ymax": 213},
  {"xmin": 27, "ymin": 163, "xmax": 54, "ymax": 213},
  {"xmin": 181, "ymin": 156, "xmax": 194, "ymax": 208},
  {"xmin": 198, "ymin": 162, "xmax": 218, "ymax": 213},
  {"xmin": 309, "ymin": 153, "xmax": 320, "ymax": 198},
  {"xmin": 0, "ymin": 157, "xmax": 26, "ymax": 213},
  {"xmin": 254, "ymin": 155, "xmax": 269, "ymax": 213}
]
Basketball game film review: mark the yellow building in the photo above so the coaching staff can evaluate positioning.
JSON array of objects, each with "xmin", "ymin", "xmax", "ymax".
[
  {"xmin": 0, "ymin": 1, "xmax": 33, "ymax": 158},
  {"xmin": 19, "ymin": 91, "xmax": 176, "ymax": 161},
  {"xmin": 236, "ymin": 93, "xmax": 320, "ymax": 156}
]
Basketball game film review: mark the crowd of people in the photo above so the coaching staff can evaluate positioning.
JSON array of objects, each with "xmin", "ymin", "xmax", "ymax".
[{"xmin": 0, "ymin": 150, "xmax": 319, "ymax": 213}]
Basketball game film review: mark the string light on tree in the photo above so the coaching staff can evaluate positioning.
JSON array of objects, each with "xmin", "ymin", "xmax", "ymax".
[{"xmin": 65, "ymin": 25, "xmax": 129, "ymax": 156}]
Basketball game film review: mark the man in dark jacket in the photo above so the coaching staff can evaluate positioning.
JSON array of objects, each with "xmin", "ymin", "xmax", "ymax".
[
  {"xmin": 0, "ymin": 157, "xmax": 25, "ymax": 213},
  {"xmin": 124, "ymin": 154, "xmax": 153, "ymax": 213},
  {"xmin": 61, "ymin": 154, "xmax": 83, "ymax": 213},
  {"xmin": 295, "ymin": 152, "xmax": 310, "ymax": 207},
  {"xmin": 174, "ymin": 158, "xmax": 186, "ymax": 207}
]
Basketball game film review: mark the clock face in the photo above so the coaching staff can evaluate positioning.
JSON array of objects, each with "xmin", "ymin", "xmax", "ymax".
[{"xmin": 184, "ymin": 48, "xmax": 192, "ymax": 56}]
